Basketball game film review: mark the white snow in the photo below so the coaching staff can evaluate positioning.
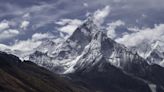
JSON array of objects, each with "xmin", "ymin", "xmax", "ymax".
[
  {"xmin": 108, "ymin": 51, "xmax": 120, "ymax": 67},
  {"xmin": 63, "ymin": 54, "xmax": 82, "ymax": 74},
  {"xmin": 148, "ymin": 84, "xmax": 156, "ymax": 92}
]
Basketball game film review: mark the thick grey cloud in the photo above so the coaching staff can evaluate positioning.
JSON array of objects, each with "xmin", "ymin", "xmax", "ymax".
[{"xmin": 0, "ymin": 0, "xmax": 164, "ymax": 45}]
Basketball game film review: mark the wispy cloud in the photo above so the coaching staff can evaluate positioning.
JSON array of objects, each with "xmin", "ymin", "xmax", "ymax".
[
  {"xmin": 55, "ymin": 6, "xmax": 111, "ymax": 35},
  {"xmin": 20, "ymin": 20, "xmax": 30, "ymax": 30},
  {"xmin": 10, "ymin": 39, "xmax": 42, "ymax": 52},
  {"xmin": 55, "ymin": 19, "xmax": 83, "ymax": 35},
  {"xmin": 0, "ymin": 20, "xmax": 9, "ymax": 30},
  {"xmin": 93, "ymin": 6, "xmax": 111, "ymax": 26},
  {"xmin": 0, "ymin": 29, "xmax": 19, "ymax": 41},
  {"xmin": 6, "ymin": 32, "xmax": 55, "ymax": 52},
  {"xmin": 32, "ymin": 32, "xmax": 55, "ymax": 41}
]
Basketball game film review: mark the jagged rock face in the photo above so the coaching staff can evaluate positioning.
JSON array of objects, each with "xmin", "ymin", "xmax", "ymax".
[
  {"xmin": 54, "ymin": 18, "xmax": 100, "ymax": 59},
  {"xmin": 27, "ymin": 16, "xmax": 164, "ymax": 92},
  {"xmin": 2, "ymin": 15, "xmax": 164, "ymax": 92},
  {"xmin": 147, "ymin": 49, "xmax": 164, "ymax": 66},
  {"xmin": 67, "ymin": 30, "xmax": 149, "ymax": 77},
  {"xmin": 72, "ymin": 58, "xmax": 151, "ymax": 92},
  {"xmin": 29, "ymin": 51, "xmax": 66, "ymax": 73},
  {"xmin": 36, "ymin": 39, "xmax": 56, "ymax": 53},
  {"xmin": 29, "ymin": 16, "xmax": 150, "ymax": 75},
  {"xmin": 29, "ymin": 51, "xmax": 53, "ymax": 67},
  {"xmin": 29, "ymin": 17, "xmax": 102, "ymax": 73},
  {"xmin": 24, "ymin": 16, "xmax": 164, "ymax": 92},
  {"xmin": 131, "ymin": 40, "xmax": 164, "ymax": 67}
]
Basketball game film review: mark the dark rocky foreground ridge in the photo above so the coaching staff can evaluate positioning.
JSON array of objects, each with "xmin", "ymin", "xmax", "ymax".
[{"xmin": 0, "ymin": 51, "xmax": 91, "ymax": 92}]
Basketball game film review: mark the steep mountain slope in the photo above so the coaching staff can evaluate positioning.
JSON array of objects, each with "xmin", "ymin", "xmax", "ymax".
[
  {"xmin": 146, "ymin": 41, "xmax": 164, "ymax": 66},
  {"xmin": 30, "ymin": 15, "xmax": 147, "ymax": 74},
  {"xmin": 71, "ymin": 30, "xmax": 148, "ymax": 73},
  {"xmin": 3, "ymin": 13, "xmax": 163, "ymax": 92},
  {"xmin": 28, "ymin": 15, "xmax": 164, "ymax": 92},
  {"xmin": 65, "ymin": 25, "xmax": 164, "ymax": 92},
  {"xmin": 0, "ymin": 51, "xmax": 91, "ymax": 92},
  {"xmin": 70, "ymin": 57, "xmax": 151, "ymax": 92},
  {"xmin": 131, "ymin": 40, "xmax": 164, "ymax": 66},
  {"xmin": 29, "ymin": 16, "xmax": 101, "ymax": 73}
]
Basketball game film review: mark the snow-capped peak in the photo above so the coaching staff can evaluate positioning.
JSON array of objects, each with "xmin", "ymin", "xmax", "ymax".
[
  {"xmin": 145, "ymin": 40, "xmax": 164, "ymax": 65},
  {"xmin": 27, "ymin": 15, "xmax": 104, "ymax": 73},
  {"xmin": 26, "ymin": 14, "xmax": 149, "ymax": 74},
  {"xmin": 129, "ymin": 40, "xmax": 164, "ymax": 67},
  {"xmin": 65, "ymin": 28, "xmax": 149, "ymax": 74}
]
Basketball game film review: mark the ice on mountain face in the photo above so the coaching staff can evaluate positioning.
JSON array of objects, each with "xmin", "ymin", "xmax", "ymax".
[
  {"xmin": 148, "ymin": 84, "xmax": 157, "ymax": 92},
  {"xmin": 125, "ymin": 39, "xmax": 164, "ymax": 67},
  {"xmin": 63, "ymin": 54, "xmax": 83, "ymax": 74},
  {"xmin": 73, "ymin": 32, "xmax": 103, "ymax": 71},
  {"xmin": 27, "ymin": 17, "xmax": 103, "ymax": 73},
  {"xmin": 11, "ymin": 11, "xmax": 113, "ymax": 74},
  {"xmin": 36, "ymin": 39, "xmax": 56, "ymax": 53},
  {"xmin": 4, "ymin": 12, "xmax": 149, "ymax": 74},
  {"xmin": 147, "ymin": 48, "xmax": 164, "ymax": 65},
  {"xmin": 160, "ymin": 60, "xmax": 164, "ymax": 66},
  {"xmin": 0, "ymin": 37, "xmax": 65, "ymax": 61},
  {"xmin": 131, "ymin": 40, "xmax": 164, "ymax": 66},
  {"xmin": 0, "ymin": 38, "xmax": 68, "ymax": 72},
  {"xmin": 29, "ymin": 51, "xmax": 64, "ymax": 73},
  {"xmin": 31, "ymin": 22, "xmax": 147, "ymax": 74},
  {"xmin": 52, "ymin": 17, "xmax": 101, "ymax": 59},
  {"xmin": 145, "ymin": 41, "xmax": 162, "ymax": 58},
  {"xmin": 136, "ymin": 44, "xmax": 152, "ymax": 59},
  {"xmin": 26, "ymin": 14, "xmax": 150, "ymax": 74},
  {"xmin": 68, "ymin": 29, "xmax": 148, "ymax": 74}
]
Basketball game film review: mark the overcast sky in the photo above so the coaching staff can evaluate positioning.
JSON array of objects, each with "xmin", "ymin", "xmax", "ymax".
[{"xmin": 0, "ymin": 0, "xmax": 164, "ymax": 50}]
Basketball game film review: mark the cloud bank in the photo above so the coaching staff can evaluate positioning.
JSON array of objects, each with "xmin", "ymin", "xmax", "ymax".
[{"xmin": 116, "ymin": 24, "xmax": 164, "ymax": 47}]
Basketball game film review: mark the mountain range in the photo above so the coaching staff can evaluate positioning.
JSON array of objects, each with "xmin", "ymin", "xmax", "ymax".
[{"xmin": 1, "ymin": 15, "xmax": 164, "ymax": 92}]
